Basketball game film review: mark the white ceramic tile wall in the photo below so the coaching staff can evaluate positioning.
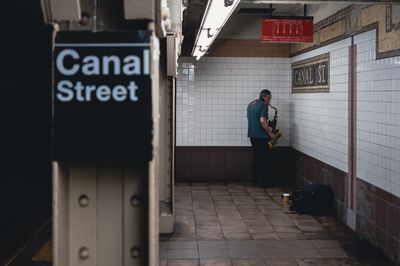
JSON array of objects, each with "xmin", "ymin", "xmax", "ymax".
[
  {"xmin": 355, "ymin": 30, "xmax": 400, "ymax": 197},
  {"xmin": 176, "ymin": 30, "xmax": 400, "ymax": 197},
  {"xmin": 290, "ymin": 38, "xmax": 351, "ymax": 173},
  {"xmin": 176, "ymin": 57, "xmax": 291, "ymax": 147}
]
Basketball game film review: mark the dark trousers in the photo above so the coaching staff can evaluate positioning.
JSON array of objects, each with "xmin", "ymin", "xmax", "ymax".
[{"xmin": 250, "ymin": 138, "xmax": 270, "ymax": 186}]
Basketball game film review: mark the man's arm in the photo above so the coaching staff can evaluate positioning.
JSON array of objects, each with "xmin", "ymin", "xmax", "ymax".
[{"xmin": 260, "ymin": 117, "xmax": 276, "ymax": 139}]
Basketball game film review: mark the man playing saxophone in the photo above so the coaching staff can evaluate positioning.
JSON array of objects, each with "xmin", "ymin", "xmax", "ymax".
[{"xmin": 247, "ymin": 89, "xmax": 276, "ymax": 188}]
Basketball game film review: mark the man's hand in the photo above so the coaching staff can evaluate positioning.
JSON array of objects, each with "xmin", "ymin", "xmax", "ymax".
[
  {"xmin": 260, "ymin": 117, "xmax": 275, "ymax": 139},
  {"xmin": 269, "ymin": 133, "xmax": 276, "ymax": 140}
]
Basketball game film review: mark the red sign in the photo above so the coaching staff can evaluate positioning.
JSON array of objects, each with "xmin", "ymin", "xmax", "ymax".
[{"xmin": 262, "ymin": 17, "xmax": 313, "ymax": 43}]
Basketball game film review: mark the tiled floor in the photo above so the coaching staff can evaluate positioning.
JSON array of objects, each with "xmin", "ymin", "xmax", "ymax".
[
  {"xmin": 160, "ymin": 183, "xmax": 395, "ymax": 266},
  {"xmin": 5, "ymin": 183, "xmax": 395, "ymax": 266}
]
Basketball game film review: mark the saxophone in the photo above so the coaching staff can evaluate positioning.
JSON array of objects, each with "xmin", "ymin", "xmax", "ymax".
[{"xmin": 267, "ymin": 104, "xmax": 282, "ymax": 149}]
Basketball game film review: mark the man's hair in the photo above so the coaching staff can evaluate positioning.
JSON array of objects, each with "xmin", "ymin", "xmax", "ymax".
[{"xmin": 259, "ymin": 89, "xmax": 271, "ymax": 100}]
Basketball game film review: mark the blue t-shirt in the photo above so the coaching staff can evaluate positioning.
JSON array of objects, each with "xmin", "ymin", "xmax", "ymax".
[{"xmin": 247, "ymin": 99, "xmax": 268, "ymax": 139}]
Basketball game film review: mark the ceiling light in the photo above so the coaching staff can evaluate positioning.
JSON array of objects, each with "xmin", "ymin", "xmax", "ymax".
[{"xmin": 191, "ymin": 0, "xmax": 242, "ymax": 60}]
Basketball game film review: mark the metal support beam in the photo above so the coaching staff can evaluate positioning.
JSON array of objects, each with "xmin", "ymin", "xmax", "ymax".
[
  {"xmin": 53, "ymin": 162, "xmax": 151, "ymax": 266},
  {"xmin": 41, "ymin": 0, "xmax": 81, "ymax": 23},
  {"xmin": 47, "ymin": 1, "xmax": 161, "ymax": 265},
  {"xmin": 42, "ymin": 0, "xmax": 171, "ymax": 38},
  {"xmin": 167, "ymin": 0, "xmax": 184, "ymax": 34},
  {"xmin": 124, "ymin": 0, "xmax": 155, "ymax": 20}
]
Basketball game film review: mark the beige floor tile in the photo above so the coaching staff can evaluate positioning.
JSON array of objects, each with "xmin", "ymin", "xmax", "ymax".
[
  {"xmin": 222, "ymin": 225, "xmax": 249, "ymax": 234},
  {"xmin": 277, "ymin": 232, "xmax": 308, "ymax": 240},
  {"xmin": 168, "ymin": 259, "xmax": 200, "ymax": 266},
  {"xmin": 197, "ymin": 232, "xmax": 225, "ymax": 240},
  {"xmin": 232, "ymin": 259, "xmax": 266, "ymax": 266},
  {"xmin": 199, "ymin": 248, "xmax": 231, "ymax": 259},
  {"xmin": 326, "ymin": 258, "xmax": 363, "ymax": 265},
  {"xmin": 169, "ymin": 233, "xmax": 197, "ymax": 241},
  {"xmin": 168, "ymin": 249, "xmax": 199, "ymax": 259},
  {"xmin": 168, "ymin": 240, "xmax": 198, "ymax": 250},
  {"xmin": 264, "ymin": 258, "xmax": 298, "ymax": 266},
  {"xmin": 244, "ymin": 220, "xmax": 271, "ymax": 226},
  {"xmin": 200, "ymin": 259, "xmax": 233, "ymax": 266},
  {"xmin": 220, "ymin": 219, "xmax": 246, "ymax": 227},
  {"xmin": 282, "ymin": 240, "xmax": 314, "ymax": 249},
  {"xmin": 31, "ymin": 240, "xmax": 52, "ymax": 262},
  {"xmin": 311, "ymin": 240, "xmax": 342, "ymax": 249},
  {"xmin": 268, "ymin": 218, "xmax": 296, "ymax": 227},
  {"xmin": 247, "ymin": 225, "xmax": 275, "ymax": 233},
  {"xmin": 224, "ymin": 232, "xmax": 252, "ymax": 240},
  {"xmin": 197, "ymin": 226, "xmax": 223, "ymax": 234},
  {"xmin": 273, "ymin": 226, "xmax": 302, "ymax": 233},
  {"xmin": 295, "ymin": 258, "xmax": 332, "ymax": 266},
  {"xmin": 251, "ymin": 233, "xmax": 280, "ymax": 240},
  {"xmin": 288, "ymin": 248, "xmax": 323, "ymax": 259},
  {"xmin": 318, "ymin": 248, "xmax": 348, "ymax": 258}
]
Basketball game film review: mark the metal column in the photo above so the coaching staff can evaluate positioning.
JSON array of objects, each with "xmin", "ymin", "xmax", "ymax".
[{"xmin": 42, "ymin": 0, "xmax": 172, "ymax": 265}]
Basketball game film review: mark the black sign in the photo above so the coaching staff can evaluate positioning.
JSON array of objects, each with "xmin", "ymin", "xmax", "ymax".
[
  {"xmin": 53, "ymin": 31, "xmax": 152, "ymax": 162},
  {"xmin": 292, "ymin": 53, "xmax": 329, "ymax": 93}
]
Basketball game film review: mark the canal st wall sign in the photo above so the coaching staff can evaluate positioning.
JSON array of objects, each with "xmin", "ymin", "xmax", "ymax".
[
  {"xmin": 292, "ymin": 53, "xmax": 330, "ymax": 93},
  {"xmin": 262, "ymin": 17, "xmax": 313, "ymax": 43},
  {"xmin": 53, "ymin": 31, "xmax": 152, "ymax": 162}
]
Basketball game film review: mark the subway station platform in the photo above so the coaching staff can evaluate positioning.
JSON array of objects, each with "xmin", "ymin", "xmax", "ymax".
[
  {"xmin": 3, "ymin": 1, "xmax": 400, "ymax": 265},
  {"xmin": 159, "ymin": 183, "xmax": 396, "ymax": 265},
  {"xmin": 6, "ymin": 183, "xmax": 396, "ymax": 266}
]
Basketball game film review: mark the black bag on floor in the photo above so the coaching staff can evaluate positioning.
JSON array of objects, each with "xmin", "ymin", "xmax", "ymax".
[{"xmin": 289, "ymin": 183, "xmax": 334, "ymax": 216}]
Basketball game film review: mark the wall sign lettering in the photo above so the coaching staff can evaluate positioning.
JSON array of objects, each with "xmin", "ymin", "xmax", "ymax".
[
  {"xmin": 292, "ymin": 53, "xmax": 330, "ymax": 93},
  {"xmin": 262, "ymin": 17, "xmax": 313, "ymax": 43},
  {"xmin": 53, "ymin": 31, "xmax": 152, "ymax": 162}
]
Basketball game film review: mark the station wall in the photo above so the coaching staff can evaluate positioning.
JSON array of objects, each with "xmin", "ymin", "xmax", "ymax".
[
  {"xmin": 175, "ymin": 41, "xmax": 294, "ymax": 183},
  {"xmin": 354, "ymin": 31, "xmax": 400, "ymax": 263},
  {"xmin": 355, "ymin": 29, "xmax": 400, "ymax": 198},
  {"xmin": 288, "ymin": 4, "xmax": 400, "ymax": 262},
  {"xmin": 291, "ymin": 29, "xmax": 400, "ymax": 263},
  {"xmin": 290, "ymin": 37, "xmax": 351, "ymax": 173},
  {"xmin": 176, "ymin": 57, "xmax": 291, "ymax": 147}
]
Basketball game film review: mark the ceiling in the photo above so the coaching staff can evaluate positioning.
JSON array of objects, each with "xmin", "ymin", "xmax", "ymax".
[
  {"xmin": 181, "ymin": 0, "xmax": 305, "ymax": 54},
  {"xmin": 181, "ymin": 0, "xmax": 392, "ymax": 56}
]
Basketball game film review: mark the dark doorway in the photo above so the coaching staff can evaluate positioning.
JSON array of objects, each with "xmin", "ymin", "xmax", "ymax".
[{"xmin": 1, "ymin": 1, "xmax": 52, "ymax": 263}]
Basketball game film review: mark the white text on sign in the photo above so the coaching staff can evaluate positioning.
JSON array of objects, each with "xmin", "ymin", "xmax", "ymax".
[{"xmin": 55, "ymin": 48, "xmax": 149, "ymax": 102}]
